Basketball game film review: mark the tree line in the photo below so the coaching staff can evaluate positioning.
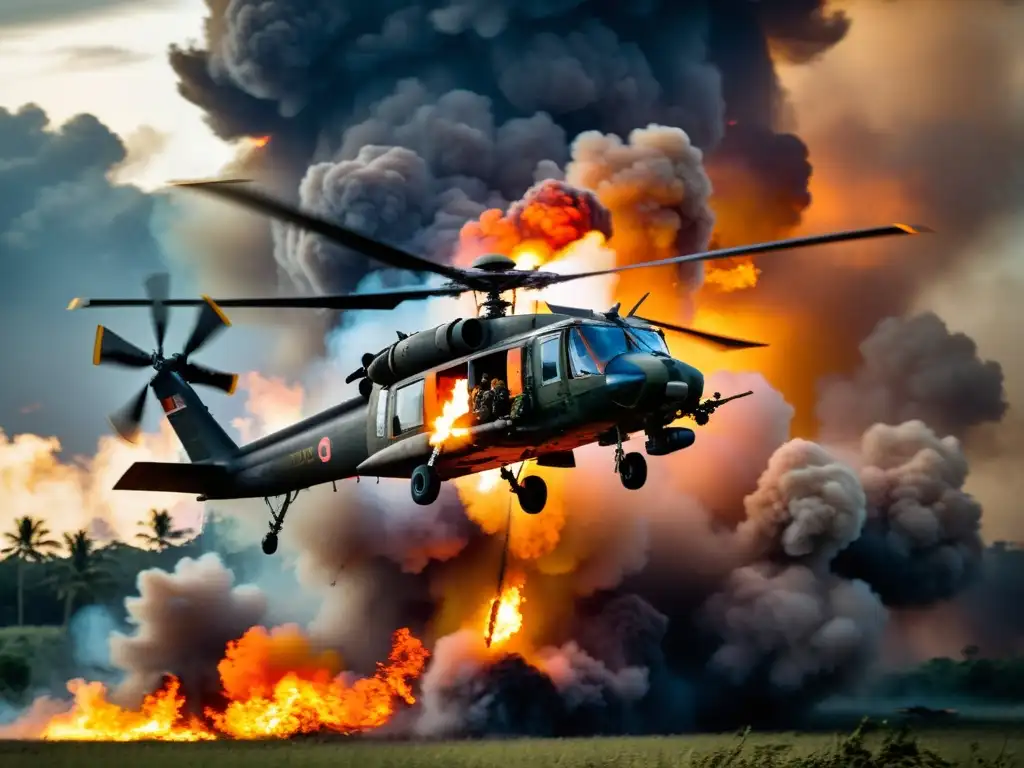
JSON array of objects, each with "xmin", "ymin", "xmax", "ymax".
[{"xmin": 0, "ymin": 510, "xmax": 196, "ymax": 629}]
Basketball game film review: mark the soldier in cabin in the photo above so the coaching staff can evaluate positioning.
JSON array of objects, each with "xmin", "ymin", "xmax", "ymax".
[
  {"xmin": 471, "ymin": 372, "xmax": 493, "ymax": 423},
  {"xmin": 490, "ymin": 377, "xmax": 510, "ymax": 420}
]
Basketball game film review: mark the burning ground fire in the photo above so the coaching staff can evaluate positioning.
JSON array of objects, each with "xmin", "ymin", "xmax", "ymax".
[
  {"xmin": 32, "ymin": 602, "xmax": 531, "ymax": 741},
  {"xmin": 27, "ymin": 587, "xmax": 526, "ymax": 741},
  {"xmin": 39, "ymin": 628, "xmax": 429, "ymax": 741}
]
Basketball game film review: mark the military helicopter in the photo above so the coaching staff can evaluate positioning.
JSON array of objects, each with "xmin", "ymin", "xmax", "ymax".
[{"xmin": 69, "ymin": 179, "xmax": 928, "ymax": 555}]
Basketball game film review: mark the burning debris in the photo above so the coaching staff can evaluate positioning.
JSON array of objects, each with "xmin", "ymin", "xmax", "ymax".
[{"xmin": 485, "ymin": 583, "xmax": 524, "ymax": 649}]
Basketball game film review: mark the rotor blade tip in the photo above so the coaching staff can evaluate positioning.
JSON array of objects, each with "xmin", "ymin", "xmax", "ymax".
[
  {"xmin": 894, "ymin": 223, "xmax": 932, "ymax": 235},
  {"xmin": 67, "ymin": 297, "xmax": 83, "ymax": 311},
  {"xmin": 92, "ymin": 326, "xmax": 104, "ymax": 366},
  {"xmin": 168, "ymin": 177, "xmax": 252, "ymax": 189},
  {"xmin": 201, "ymin": 295, "xmax": 232, "ymax": 326}
]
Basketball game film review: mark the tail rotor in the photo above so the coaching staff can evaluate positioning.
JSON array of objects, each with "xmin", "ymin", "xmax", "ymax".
[{"xmin": 92, "ymin": 274, "xmax": 238, "ymax": 443}]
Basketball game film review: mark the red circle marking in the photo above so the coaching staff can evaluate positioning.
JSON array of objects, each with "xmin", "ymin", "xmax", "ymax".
[{"xmin": 318, "ymin": 436, "xmax": 331, "ymax": 463}]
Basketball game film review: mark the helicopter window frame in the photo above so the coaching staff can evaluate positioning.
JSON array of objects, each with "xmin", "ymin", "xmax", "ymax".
[
  {"xmin": 375, "ymin": 388, "xmax": 388, "ymax": 438},
  {"xmin": 568, "ymin": 327, "xmax": 601, "ymax": 378},
  {"xmin": 393, "ymin": 379, "xmax": 425, "ymax": 435},
  {"xmin": 539, "ymin": 334, "xmax": 562, "ymax": 384}
]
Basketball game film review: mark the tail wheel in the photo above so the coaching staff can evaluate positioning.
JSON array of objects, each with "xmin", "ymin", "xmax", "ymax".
[
  {"xmin": 619, "ymin": 452, "xmax": 647, "ymax": 490},
  {"xmin": 518, "ymin": 475, "xmax": 547, "ymax": 515},
  {"xmin": 411, "ymin": 464, "xmax": 441, "ymax": 506},
  {"xmin": 261, "ymin": 533, "xmax": 278, "ymax": 555}
]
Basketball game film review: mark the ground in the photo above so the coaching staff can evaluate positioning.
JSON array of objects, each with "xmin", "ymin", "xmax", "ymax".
[{"xmin": 2, "ymin": 721, "xmax": 1023, "ymax": 768}]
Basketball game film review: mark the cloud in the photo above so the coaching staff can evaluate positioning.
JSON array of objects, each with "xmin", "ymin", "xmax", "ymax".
[
  {"xmin": 56, "ymin": 45, "xmax": 150, "ymax": 69},
  {"xmin": 0, "ymin": 103, "xmax": 273, "ymax": 455}
]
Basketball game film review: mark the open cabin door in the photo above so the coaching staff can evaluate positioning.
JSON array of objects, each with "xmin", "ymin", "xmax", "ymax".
[{"xmin": 506, "ymin": 346, "xmax": 524, "ymax": 398}]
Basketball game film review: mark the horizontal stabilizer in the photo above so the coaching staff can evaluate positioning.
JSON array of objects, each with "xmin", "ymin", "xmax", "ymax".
[{"xmin": 114, "ymin": 461, "xmax": 229, "ymax": 495}]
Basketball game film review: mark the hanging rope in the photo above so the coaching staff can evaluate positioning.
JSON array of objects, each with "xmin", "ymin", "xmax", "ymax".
[{"xmin": 485, "ymin": 462, "xmax": 524, "ymax": 647}]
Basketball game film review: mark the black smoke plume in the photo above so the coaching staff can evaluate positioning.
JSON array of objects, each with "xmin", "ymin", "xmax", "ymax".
[{"xmin": 165, "ymin": 0, "xmax": 846, "ymax": 308}]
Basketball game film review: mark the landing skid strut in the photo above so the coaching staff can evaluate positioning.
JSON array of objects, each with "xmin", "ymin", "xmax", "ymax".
[
  {"xmin": 262, "ymin": 490, "xmax": 301, "ymax": 555},
  {"xmin": 612, "ymin": 426, "xmax": 647, "ymax": 491},
  {"xmin": 501, "ymin": 465, "xmax": 547, "ymax": 515}
]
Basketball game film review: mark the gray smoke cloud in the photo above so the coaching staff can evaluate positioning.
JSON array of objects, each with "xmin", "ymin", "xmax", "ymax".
[
  {"xmin": 817, "ymin": 313, "xmax": 1008, "ymax": 443},
  {"xmin": 108, "ymin": 554, "xmax": 267, "ymax": 707},
  {"xmin": 833, "ymin": 421, "xmax": 985, "ymax": 607}
]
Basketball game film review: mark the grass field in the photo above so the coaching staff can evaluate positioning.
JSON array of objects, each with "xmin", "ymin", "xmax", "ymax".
[{"xmin": 2, "ymin": 721, "xmax": 1022, "ymax": 768}]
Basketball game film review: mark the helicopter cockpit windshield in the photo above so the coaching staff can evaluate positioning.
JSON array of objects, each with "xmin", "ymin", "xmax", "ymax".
[
  {"xmin": 578, "ymin": 324, "xmax": 631, "ymax": 369},
  {"xmin": 626, "ymin": 326, "xmax": 670, "ymax": 356},
  {"xmin": 575, "ymin": 323, "xmax": 670, "ymax": 371}
]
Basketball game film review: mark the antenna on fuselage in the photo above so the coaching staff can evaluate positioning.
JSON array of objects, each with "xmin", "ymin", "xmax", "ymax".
[{"xmin": 627, "ymin": 293, "xmax": 650, "ymax": 317}]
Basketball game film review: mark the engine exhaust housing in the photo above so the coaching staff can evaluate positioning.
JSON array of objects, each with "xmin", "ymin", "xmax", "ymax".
[{"xmin": 366, "ymin": 318, "xmax": 487, "ymax": 385}]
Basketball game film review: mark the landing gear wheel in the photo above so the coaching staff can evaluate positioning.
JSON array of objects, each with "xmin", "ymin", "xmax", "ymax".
[
  {"xmin": 261, "ymin": 533, "xmax": 279, "ymax": 555},
  {"xmin": 261, "ymin": 490, "xmax": 299, "ymax": 556},
  {"xmin": 518, "ymin": 475, "xmax": 548, "ymax": 515},
  {"xmin": 411, "ymin": 464, "xmax": 441, "ymax": 506},
  {"xmin": 619, "ymin": 452, "xmax": 647, "ymax": 490}
]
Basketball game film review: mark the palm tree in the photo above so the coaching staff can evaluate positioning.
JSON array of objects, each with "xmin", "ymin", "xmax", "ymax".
[
  {"xmin": 136, "ymin": 509, "xmax": 193, "ymax": 551},
  {"xmin": 46, "ymin": 530, "xmax": 115, "ymax": 628},
  {"xmin": 1, "ymin": 516, "xmax": 61, "ymax": 626}
]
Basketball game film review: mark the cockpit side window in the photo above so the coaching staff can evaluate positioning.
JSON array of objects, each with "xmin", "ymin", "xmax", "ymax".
[
  {"xmin": 540, "ymin": 335, "xmax": 561, "ymax": 384},
  {"xmin": 568, "ymin": 328, "xmax": 600, "ymax": 377}
]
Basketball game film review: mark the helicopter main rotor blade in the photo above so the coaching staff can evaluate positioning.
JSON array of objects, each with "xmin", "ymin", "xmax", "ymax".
[
  {"xmin": 541, "ymin": 224, "xmax": 931, "ymax": 286},
  {"xmin": 68, "ymin": 286, "xmax": 468, "ymax": 312},
  {"xmin": 637, "ymin": 317, "xmax": 769, "ymax": 351},
  {"xmin": 169, "ymin": 179, "xmax": 472, "ymax": 284}
]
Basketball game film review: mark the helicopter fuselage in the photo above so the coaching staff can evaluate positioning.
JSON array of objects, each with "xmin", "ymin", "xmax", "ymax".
[{"xmin": 118, "ymin": 313, "xmax": 713, "ymax": 500}]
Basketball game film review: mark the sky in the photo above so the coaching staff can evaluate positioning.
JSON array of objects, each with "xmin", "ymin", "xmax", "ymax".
[
  {"xmin": 0, "ymin": 0, "xmax": 235, "ymax": 188},
  {"xmin": 0, "ymin": 0, "xmax": 287, "ymax": 457}
]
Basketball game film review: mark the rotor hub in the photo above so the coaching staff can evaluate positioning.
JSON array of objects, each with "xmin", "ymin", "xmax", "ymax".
[{"xmin": 471, "ymin": 253, "xmax": 517, "ymax": 272}]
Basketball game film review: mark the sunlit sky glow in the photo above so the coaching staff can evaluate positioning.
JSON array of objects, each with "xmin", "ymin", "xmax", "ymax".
[{"xmin": 0, "ymin": 0, "xmax": 237, "ymax": 188}]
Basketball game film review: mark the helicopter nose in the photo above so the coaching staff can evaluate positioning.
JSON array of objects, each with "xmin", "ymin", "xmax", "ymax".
[
  {"xmin": 673, "ymin": 361, "xmax": 704, "ymax": 407},
  {"xmin": 604, "ymin": 353, "xmax": 670, "ymax": 408}
]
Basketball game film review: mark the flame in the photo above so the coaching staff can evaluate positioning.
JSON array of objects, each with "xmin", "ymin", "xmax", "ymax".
[
  {"xmin": 430, "ymin": 378, "xmax": 471, "ymax": 447},
  {"xmin": 211, "ymin": 628, "xmax": 428, "ymax": 739},
  {"xmin": 39, "ymin": 628, "xmax": 428, "ymax": 741},
  {"xmin": 484, "ymin": 582, "xmax": 525, "ymax": 648},
  {"xmin": 702, "ymin": 258, "xmax": 761, "ymax": 291},
  {"xmin": 41, "ymin": 679, "xmax": 213, "ymax": 742},
  {"xmin": 512, "ymin": 243, "xmax": 546, "ymax": 271},
  {"xmin": 249, "ymin": 135, "xmax": 271, "ymax": 148}
]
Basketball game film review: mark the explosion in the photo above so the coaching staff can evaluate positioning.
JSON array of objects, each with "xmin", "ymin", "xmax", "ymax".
[{"xmin": 39, "ymin": 627, "xmax": 428, "ymax": 741}]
